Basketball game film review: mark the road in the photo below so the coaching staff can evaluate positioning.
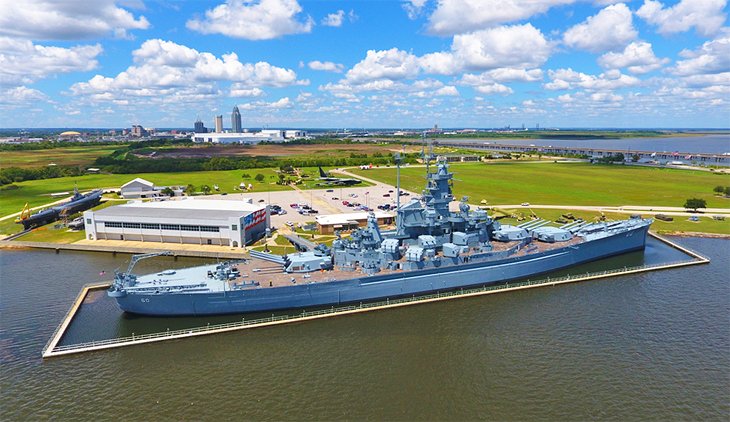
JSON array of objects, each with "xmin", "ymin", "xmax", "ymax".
[{"xmin": 483, "ymin": 204, "xmax": 730, "ymax": 218}]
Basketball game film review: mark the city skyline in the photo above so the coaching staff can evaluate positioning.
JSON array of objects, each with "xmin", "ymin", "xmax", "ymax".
[{"xmin": 0, "ymin": 0, "xmax": 729, "ymax": 129}]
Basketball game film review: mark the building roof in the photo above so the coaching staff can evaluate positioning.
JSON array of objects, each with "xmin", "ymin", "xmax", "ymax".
[
  {"xmin": 92, "ymin": 198, "xmax": 266, "ymax": 221},
  {"xmin": 59, "ymin": 131, "xmax": 81, "ymax": 136},
  {"xmin": 134, "ymin": 198, "xmax": 263, "ymax": 212},
  {"xmin": 315, "ymin": 211, "xmax": 393, "ymax": 226},
  {"xmin": 121, "ymin": 177, "xmax": 154, "ymax": 189}
]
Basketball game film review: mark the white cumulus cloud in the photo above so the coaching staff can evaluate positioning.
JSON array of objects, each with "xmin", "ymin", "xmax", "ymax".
[
  {"xmin": 322, "ymin": 10, "xmax": 345, "ymax": 27},
  {"xmin": 435, "ymin": 85, "xmax": 459, "ymax": 96},
  {"xmin": 426, "ymin": 0, "xmax": 575, "ymax": 35},
  {"xmin": 450, "ymin": 24, "xmax": 552, "ymax": 71},
  {"xmin": 70, "ymin": 39, "xmax": 305, "ymax": 102},
  {"xmin": 0, "ymin": 0, "xmax": 149, "ymax": 40},
  {"xmin": 0, "ymin": 86, "xmax": 48, "ymax": 105},
  {"xmin": 474, "ymin": 83, "xmax": 513, "ymax": 95},
  {"xmin": 187, "ymin": 0, "xmax": 314, "ymax": 40},
  {"xmin": 403, "ymin": 0, "xmax": 428, "ymax": 19},
  {"xmin": 563, "ymin": 3, "xmax": 637, "ymax": 53},
  {"xmin": 598, "ymin": 41, "xmax": 669, "ymax": 74},
  {"xmin": 308, "ymin": 61, "xmax": 345, "ymax": 73},
  {"xmin": 419, "ymin": 24, "xmax": 551, "ymax": 76},
  {"xmin": 590, "ymin": 92, "xmax": 623, "ymax": 102},
  {"xmin": 230, "ymin": 85, "xmax": 265, "ymax": 97},
  {"xmin": 637, "ymin": 0, "xmax": 727, "ymax": 37},
  {"xmin": 0, "ymin": 37, "xmax": 102, "ymax": 86},
  {"xmin": 671, "ymin": 30, "xmax": 730, "ymax": 77},
  {"xmin": 545, "ymin": 68, "xmax": 640, "ymax": 90},
  {"xmin": 346, "ymin": 48, "xmax": 421, "ymax": 84}
]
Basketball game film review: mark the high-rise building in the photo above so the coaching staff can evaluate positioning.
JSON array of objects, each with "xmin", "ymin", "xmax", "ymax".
[
  {"xmin": 215, "ymin": 115, "xmax": 223, "ymax": 133},
  {"xmin": 131, "ymin": 125, "xmax": 148, "ymax": 137},
  {"xmin": 231, "ymin": 106, "xmax": 242, "ymax": 133},
  {"xmin": 194, "ymin": 118, "xmax": 207, "ymax": 133}
]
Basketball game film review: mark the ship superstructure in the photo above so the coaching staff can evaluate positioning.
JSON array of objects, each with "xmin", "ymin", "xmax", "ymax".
[{"xmin": 109, "ymin": 154, "xmax": 652, "ymax": 316}]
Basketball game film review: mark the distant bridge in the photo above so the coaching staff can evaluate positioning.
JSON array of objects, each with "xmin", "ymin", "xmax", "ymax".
[{"xmin": 436, "ymin": 141, "xmax": 730, "ymax": 167}]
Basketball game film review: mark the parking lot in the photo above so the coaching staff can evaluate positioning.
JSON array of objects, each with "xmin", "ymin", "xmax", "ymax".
[{"xmin": 207, "ymin": 182, "xmax": 417, "ymax": 229}]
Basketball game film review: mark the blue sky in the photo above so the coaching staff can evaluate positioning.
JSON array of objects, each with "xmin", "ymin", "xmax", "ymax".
[{"xmin": 0, "ymin": 0, "xmax": 728, "ymax": 129}]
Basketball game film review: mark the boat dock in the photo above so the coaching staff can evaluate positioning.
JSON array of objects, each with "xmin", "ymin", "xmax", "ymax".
[{"xmin": 41, "ymin": 233, "xmax": 709, "ymax": 359}]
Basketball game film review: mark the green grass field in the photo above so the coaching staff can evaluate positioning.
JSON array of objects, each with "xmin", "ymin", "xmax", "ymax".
[
  {"xmin": 16, "ymin": 225, "xmax": 86, "ymax": 243},
  {"xmin": 0, "ymin": 145, "xmax": 124, "ymax": 169},
  {"xmin": 0, "ymin": 168, "xmax": 295, "ymax": 218},
  {"xmin": 0, "ymin": 166, "xmax": 378, "ymax": 219},
  {"xmin": 353, "ymin": 162, "xmax": 730, "ymax": 235},
  {"xmin": 353, "ymin": 162, "xmax": 729, "ymax": 208}
]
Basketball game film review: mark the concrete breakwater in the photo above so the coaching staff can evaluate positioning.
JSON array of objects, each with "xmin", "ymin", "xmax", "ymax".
[{"xmin": 0, "ymin": 240, "xmax": 245, "ymax": 260}]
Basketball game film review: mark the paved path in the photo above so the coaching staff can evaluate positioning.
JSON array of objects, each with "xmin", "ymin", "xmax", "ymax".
[{"xmin": 485, "ymin": 204, "xmax": 730, "ymax": 218}]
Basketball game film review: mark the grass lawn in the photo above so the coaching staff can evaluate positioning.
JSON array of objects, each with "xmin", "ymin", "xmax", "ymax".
[
  {"xmin": 352, "ymin": 162, "xmax": 730, "ymax": 208},
  {"xmin": 275, "ymin": 166, "xmax": 374, "ymax": 189},
  {"xmin": 16, "ymin": 225, "xmax": 86, "ymax": 243},
  {"xmin": 352, "ymin": 162, "xmax": 730, "ymax": 235},
  {"xmin": 0, "ymin": 168, "xmax": 293, "ymax": 218},
  {"xmin": 250, "ymin": 245, "xmax": 297, "ymax": 255},
  {"xmin": 0, "ymin": 145, "xmax": 124, "ymax": 169},
  {"xmin": 0, "ymin": 199, "xmax": 120, "ymax": 237}
]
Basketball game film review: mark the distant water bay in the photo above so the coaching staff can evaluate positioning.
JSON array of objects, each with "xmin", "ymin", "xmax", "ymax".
[{"xmin": 450, "ymin": 134, "xmax": 730, "ymax": 154}]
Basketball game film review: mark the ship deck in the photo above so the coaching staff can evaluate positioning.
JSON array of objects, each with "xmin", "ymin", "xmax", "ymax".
[
  {"xmin": 233, "ymin": 235, "xmax": 586, "ymax": 289},
  {"xmin": 124, "ymin": 235, "xmax": 588, "ymax": 293}
]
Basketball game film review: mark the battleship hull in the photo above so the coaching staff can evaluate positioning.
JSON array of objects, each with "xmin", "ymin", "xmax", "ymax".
[{"xmin": 113, "ymin": 222, "xmax": 650, "ymax": 316}]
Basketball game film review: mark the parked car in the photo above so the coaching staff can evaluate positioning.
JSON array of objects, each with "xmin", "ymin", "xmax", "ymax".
[
  {"xmin": 331, "ymin": 197, "xmax": 339, "ymax": 200},
  {"xmin": 521, "ymin": 202, "xmax": 530, "ymax": 206},
  {"xmin": 290, "ymin": 203, "xmax": 299, "ymax": 208},
  {"xmin": 342, "ymin": 200, "xmax": 350, "ymax": 206},
  {"xmin": 309, "ymin": 209, "xmax": 319, "ymax": 214},
  {"xmin": 285, "ymin": 221, "xmax": 294, "ymax": 227},
  {"xmin": 383, "ymin": 193, "xmax": 390, "ymax": 197},
  {"xmin": 326, "ymin": 189, "xmax": 334, "ymax": 192}
]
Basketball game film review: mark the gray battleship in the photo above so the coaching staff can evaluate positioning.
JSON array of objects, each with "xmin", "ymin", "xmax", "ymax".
[{"xmin": 109, "ymin": 155, "xmax": 652, "ymax": 316}]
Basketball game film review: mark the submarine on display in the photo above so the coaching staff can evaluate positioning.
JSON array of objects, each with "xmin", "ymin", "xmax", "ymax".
[{"xmin": 16, "ymin": 187, "xmax": 103, "ymax": 230}]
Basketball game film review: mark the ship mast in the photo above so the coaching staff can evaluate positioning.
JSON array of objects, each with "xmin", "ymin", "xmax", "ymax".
[{"xmin": 394, "ymin": 151, "xmax": 403, "ymax": 233}]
